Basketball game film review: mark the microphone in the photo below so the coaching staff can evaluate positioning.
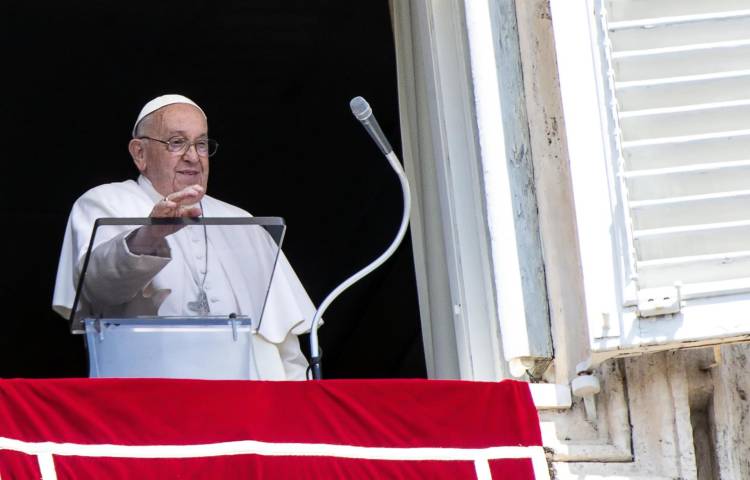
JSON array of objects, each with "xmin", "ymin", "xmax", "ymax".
[
  {"xmin": 349, "ymin": 96, "xmax": 393, "ymax": 156},
  {"xmin": 308, "ymin": 96, "xmax": 412, "ymax": 380}
]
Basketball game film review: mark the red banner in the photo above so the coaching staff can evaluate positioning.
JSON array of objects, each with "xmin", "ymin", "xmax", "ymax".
[{"xmin": 0, "ymin": 378, "xmax": 545, "ymax": 479}]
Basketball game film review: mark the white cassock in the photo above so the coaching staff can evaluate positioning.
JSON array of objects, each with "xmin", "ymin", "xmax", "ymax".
[{"xmin": 52, "ymin": 175, "xmax": 316, "ymax": 380}]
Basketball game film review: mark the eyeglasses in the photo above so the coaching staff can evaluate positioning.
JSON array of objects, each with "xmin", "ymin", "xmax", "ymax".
[{"xmin": 138, "ymin": 136, "xmax": 219, "ymax": 157}]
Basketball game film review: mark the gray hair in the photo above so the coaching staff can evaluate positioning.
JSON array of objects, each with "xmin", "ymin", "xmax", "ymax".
[{"xmin": 133, "ymin": 112, "xmax": 158, "ymax": 138}]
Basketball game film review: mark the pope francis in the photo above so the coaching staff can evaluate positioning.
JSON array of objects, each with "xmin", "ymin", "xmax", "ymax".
[{"xmin": 52, "ymin": 94, "xmax": 316, "ymax": 380}]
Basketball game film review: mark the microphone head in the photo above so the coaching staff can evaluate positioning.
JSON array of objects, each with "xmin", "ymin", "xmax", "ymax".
[{"xmin": 349, "ymin": 96, "xmax": 372, "ymax": 121}]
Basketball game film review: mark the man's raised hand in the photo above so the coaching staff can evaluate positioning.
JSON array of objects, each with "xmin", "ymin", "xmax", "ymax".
[
  {"xmin": 126, "ymin": 184, "xmax": 206, "ymax": 256},
  {"xmin": 151, "ymin": 184, "xmax": 205, "ymax": 218}
]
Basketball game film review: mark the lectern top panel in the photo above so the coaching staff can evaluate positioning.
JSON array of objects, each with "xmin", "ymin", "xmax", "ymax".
[{"xmin": 70, "ymin": 217, "xmax": 285, "ymax": 333}]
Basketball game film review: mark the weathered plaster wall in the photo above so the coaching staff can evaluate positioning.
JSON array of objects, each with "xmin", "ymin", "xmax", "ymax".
[
  {"xmin": 543, "ymin": 346, "xmax": 750, "ymax": 478},
  {"xmin": 712, "ymin": 343, "xmax": 750, "ymax": 478}
]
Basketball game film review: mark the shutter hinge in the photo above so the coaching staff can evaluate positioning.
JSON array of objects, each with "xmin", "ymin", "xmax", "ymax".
[{"xmin": 636, "ymin": 285, "xmax": 681, "ymax": 318}]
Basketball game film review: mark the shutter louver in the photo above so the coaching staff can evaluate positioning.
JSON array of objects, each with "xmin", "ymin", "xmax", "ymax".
[{"xmin": 605, "ymin": 0, "xmax": 750, "ymax": 299}]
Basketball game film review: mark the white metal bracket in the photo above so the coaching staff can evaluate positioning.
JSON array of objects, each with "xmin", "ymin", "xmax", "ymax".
[
  {"xmin": 572, "ymin": 359, "xmax": 600, "ymax": 422},
  {"xmin": 636, "ymin": 285, "xmax": 681, "ymax": 318}
]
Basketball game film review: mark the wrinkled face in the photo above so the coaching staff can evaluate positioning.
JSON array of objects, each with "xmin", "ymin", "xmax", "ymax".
[{"xmin": 128, "ymin": 103, "xmax": 209, "ymax": 197}]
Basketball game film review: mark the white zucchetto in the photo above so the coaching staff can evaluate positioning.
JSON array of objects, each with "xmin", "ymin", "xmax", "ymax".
[{"xmin": 132, "ymin": 94, "xmax": 206, "ymax": 137}]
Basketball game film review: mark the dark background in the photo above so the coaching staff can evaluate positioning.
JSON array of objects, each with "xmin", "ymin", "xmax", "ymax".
[{"xmin": 1, "ymin": 1, "xmax": 426, "ymax": 379}]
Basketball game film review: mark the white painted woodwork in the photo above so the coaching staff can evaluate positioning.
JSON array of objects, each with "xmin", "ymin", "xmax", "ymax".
[
  {"xmin": 464, "ymin": 0, "xmax": 553, "ymax": 372},
  {"xmin": 391, "ymin": 0, "xmax": 554, "ymax": 381},
  {"xmin": 529, "ymin": 383, "xmax": 573, "ymax": 410},
  {"xmin": 391, "ymin": 0, "xmax": 522, "ymax": 381},
  {"xmin": 608, "ymin": 2, "xmax": 750, "ymax": 295},
  {"xmin": 552, "ymin": 0, "xmax": 750, "ymax": 361}
]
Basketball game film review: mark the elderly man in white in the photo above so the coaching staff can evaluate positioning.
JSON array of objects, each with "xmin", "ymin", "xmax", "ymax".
[{"xmin": 53, "ymin": 94, "xmax": 315, "ymax": 380}]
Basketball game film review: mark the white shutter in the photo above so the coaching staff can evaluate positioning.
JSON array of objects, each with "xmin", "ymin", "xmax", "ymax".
[
  {"xmin": 607, "ymin": 1, "xmax": 750, "ymax": 299},
  {"xmin": 551, "ymin": 0, "xmax": 750, "ymax": 363}
]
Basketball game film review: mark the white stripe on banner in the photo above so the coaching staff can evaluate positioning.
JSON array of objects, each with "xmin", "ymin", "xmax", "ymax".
[
  {"xmin": 36, "ymin": 452, "xmax": 57, "ymax": 480},
  {"xmin": 474, "ymin": 458, "xmax": 493, "ymax": 480},
  {"xmin": 0, "ymin": 437, "xmax": 549, "ymax": 480}
]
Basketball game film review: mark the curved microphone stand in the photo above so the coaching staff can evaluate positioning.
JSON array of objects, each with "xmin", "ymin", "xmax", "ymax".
[{"xmin": 308, "ymin": 98, "xmax": 411, "ymax": 380}]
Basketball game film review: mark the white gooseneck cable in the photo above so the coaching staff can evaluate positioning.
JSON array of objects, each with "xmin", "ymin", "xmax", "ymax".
[{"xmin": 308, "ymin": 97, "xmax": 412, "ymax": 380}]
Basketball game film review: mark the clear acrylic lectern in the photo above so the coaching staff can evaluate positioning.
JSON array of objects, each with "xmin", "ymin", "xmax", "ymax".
[{"xmin": 69, "ymin": 217, "xmax": 285, "ymax": 380}]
